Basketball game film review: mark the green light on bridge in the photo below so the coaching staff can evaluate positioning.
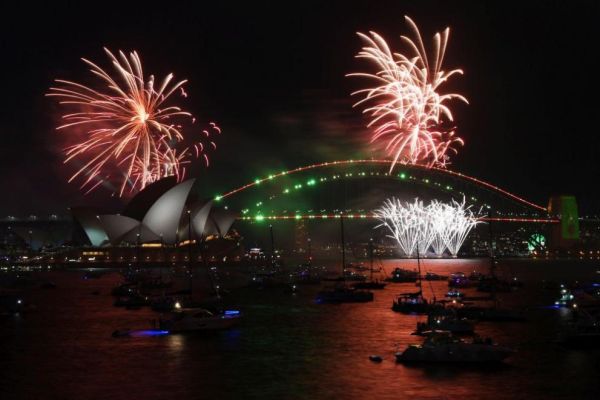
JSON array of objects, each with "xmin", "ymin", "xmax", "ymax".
[
  {"xmin": 255, "ymin": 215, "xmax": 264, "ymax": 222},
  {"xmin": 307, "ymin": 179, "xmax": 316, "ymax": 186}
]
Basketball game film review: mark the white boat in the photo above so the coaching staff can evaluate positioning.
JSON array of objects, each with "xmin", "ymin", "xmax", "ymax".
[
  {"xmin": 159, "ymin": 306, "xmax": 241, "ymax": 332},
  {"xmin": 396, "ymin": 331, "xmax": 514, "ymax": 363}
]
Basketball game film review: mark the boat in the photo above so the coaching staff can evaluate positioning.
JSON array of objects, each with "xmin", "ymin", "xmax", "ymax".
[
  {"xmin": 446, "ymin": 289, "xmax": 464, "ymax": 298},
  {"xmin": 351, "ymin": 239, "xmax": 387, "ymax": 290},
  {"xmin": 316, "ymin": 285, "xmax": 374, "ymax": 303},
  {"xmin": 469, "ymin": 271, "xmax": 485, "ymax": 281},
  {"xmin": 114, "ymin": 294, "xmax": 150, "ymax": 308},
  {"xmin": 159, "ymin": 307, "xmax": 241, "ymax": 332},
  {"xmin": 554, "ymin": 285, "xmax": 575, "ymax": 308},
  {"xmin": 316, "ymin": 214, "xmax": 374, "ymax": 304},
  {"xmin": 385, "ymin": 268, "xmax": 418, "ymax": 283},
  {"xmin": 396, "ymin": 331, "xmax": 514, "ymax": 363},
  {"xmin": 424, "ymin": 272, "xmax": 447, "ymax": 281},
  {"xmin": 341, "ymin": 270, "xmax": 367, "ymax": 281},
  {"xmin": 369, "ymin": 355, "xmax": 383, "ymax": 363},
  {"xmin": 447, "ymin": 272, "xmax": 475, "ymax": 288},
  {"xmin": 353, "ymin": 281, "xmax": 386, "ymax": 290},
  {"xmin": 292, "ymin": 265, "xmax": 322, "ymax": 285},
  {"xmin": 346, "ymin": 262, "xmax": 369, "ymax": 272},
  {"xmin": 391, "ymin": 247, "xmax": 438, "ymax": 314},
  {"xmin": 150, "ymin": 295, "xmax": 180, "ymax": 312},
  {"xmin": 415, "ymin": 310, "xmax": 474, "ymax": 335},
  {"xmin": 452, "ymin": 217, "xmax": 526, "ymax": 322},
  {"xmin": 392, "ymin": 291, "xmax": 439, "ymax": 314},
  {"xmin": 111, "ymin": 283, "xmax": 138, "ymax": 297}
]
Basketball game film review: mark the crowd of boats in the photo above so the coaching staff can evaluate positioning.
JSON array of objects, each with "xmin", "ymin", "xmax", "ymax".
[{"xmin": 3, "ymin": 253, "xmax": 600, "ymax": 365}]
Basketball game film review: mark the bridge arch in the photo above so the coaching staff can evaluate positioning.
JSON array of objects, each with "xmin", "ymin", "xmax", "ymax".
[{"xmin": 211, "ymin": 159, "xmax": 548, "ymax": 221}]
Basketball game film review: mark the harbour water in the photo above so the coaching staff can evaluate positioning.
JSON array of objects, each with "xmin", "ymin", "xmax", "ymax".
[{"xmin": 2, "ymin": 258, "xmax": 599, "ymax": 399}]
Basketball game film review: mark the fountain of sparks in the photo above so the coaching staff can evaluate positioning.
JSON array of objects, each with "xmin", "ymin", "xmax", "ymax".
[{"xmin": 374, "ymin": 197, "xmax": 481, "ymax": 257}]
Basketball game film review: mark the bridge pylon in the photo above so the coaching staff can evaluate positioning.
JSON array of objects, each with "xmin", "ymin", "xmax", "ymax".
[{"xmin": 548, "ymin": 195, "xmax": 580, "ymax": 250}]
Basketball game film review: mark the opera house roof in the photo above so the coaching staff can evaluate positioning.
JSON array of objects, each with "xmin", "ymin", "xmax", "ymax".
[{"xmin": 72, "ymin": 178, "xmax": 236, "ymax": 246}]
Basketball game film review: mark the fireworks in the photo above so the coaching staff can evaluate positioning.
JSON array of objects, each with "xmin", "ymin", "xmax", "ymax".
[
  {"xmin": 47, "ymin": 48, "xmax": 219, "ymax": 196},
  {"xmin": 374, "ymin": 197, "xmax": 481, "ymax": 257},
  {"xmin": 349, "ymin": 16, "xmax": 467, "ymax": 170}
]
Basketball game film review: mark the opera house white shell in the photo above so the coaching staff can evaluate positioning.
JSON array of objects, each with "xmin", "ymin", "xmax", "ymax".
[{"xmin": 72, "ymin": 179, "xmax": 236, "ymax": 247}]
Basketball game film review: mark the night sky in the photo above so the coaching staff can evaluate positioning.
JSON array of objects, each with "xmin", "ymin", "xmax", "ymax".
[{"xmin": 1, "ymin": 0, "xmax": 598, "ymax": 215}]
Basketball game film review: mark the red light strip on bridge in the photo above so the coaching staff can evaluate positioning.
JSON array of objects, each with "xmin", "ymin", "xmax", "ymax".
[
  {"xmin": 237, "ymin": 214, "xmax": 559, "ymax": 224},
  {"xmin": 219, "ymin": 159, "xmax": 547, "ymax": 212}
]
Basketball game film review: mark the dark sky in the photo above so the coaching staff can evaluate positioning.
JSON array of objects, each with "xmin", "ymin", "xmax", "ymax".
[{"xmin": 1, "ymin": 0, "xmax": 599, "ymax": 216}]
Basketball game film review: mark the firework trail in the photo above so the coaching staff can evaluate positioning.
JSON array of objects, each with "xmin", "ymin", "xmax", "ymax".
[
  {"xmin": 374, "ymin": 197, "xmax": 481, "ymax": 257},
  {"xmin": 47, "ymin": 48, "xmax": 219, "ymax": 196},
  {"xmin": 349, "ymin": 16, "xmax": 468, "ymax": 171}
]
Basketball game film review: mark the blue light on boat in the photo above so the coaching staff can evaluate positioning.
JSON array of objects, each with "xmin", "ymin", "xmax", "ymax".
[
  {"xmin": 131, "ymin": 330, "xmax": 170, "ymax": 337},
  {"xmin": 224, "ymin": 310, "xmax": 240, "ymax": 316}
]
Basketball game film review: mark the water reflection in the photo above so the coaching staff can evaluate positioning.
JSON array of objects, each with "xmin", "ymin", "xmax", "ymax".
[{"xmin": 2, "ymin": 258, "xmax": 600, "ymax": 399}]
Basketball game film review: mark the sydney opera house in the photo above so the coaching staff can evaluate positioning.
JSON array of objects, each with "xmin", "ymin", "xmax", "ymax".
[
  {"xmin": 0, "ymin": 177, "xmax": 241, "ymax": 265},
  {"xmin": 72, "ymin": 177, "xmax": 237, "ymax": 248}
]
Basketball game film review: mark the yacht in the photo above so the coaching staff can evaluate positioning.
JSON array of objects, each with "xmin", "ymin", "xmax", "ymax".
[
  {"xmin": 316, "ymin": 213, "xmax": 374, "ymax": 304},
  {"xmin": 352, "ymin": 280, "xmax": 387, "ymax": 290},
  {"xmin": 415, "ymin": 310, "xmax": 474, "ymax": 335},
  {"xmin": 316, "ymin": 285, "xmax": 374, "ymax": 304},
  {"xmin": 424, "ymin": 272, "xmax": 447, "ymax": 281},
  {"xmin": 159, "ymin": 306, "xmax": 241, "ymax": 332},
  {"xmin": 392, "ymin": 249, "xmax": 437, "ymax": 314},
  {"xmin": 396, "ymin": 331, "xmax": 514, "ymax": 363},
  {"xmin": 448, "ymin": 272, "xmax": 475, "ymax": 288},
  {"xmin": 351, "ymin": 242, "xmax": 386, "ymax": 290},
  {"xmin": 385, "ymin": 268, "xmax": 418, "ymax": 283},
  {"xmin": 392, "ymin": 291, "xmax": 440, "ymax": 314}
]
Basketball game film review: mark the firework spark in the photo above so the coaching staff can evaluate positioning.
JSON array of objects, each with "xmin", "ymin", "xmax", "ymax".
[
  {"xmin": 349, "ymin": 16, "xmax": 467, "ymax": 170},
  {"xmin": 374, "ymin": 197, "xmax": 481, "ymax": 257},
  {"xmin": 47, "ymin": 48, "xmax": 219, "ymax": 196}
]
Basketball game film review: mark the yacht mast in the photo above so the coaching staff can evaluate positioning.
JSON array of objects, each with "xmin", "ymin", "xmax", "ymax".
[
  {"xmin": 340, "ymin": 212, "xmax": 346, "ymax": 278},
  {"xmin": 369, "ymin": 238, "xmax": 374, "ymax": 281},
  {"xmin": 416, "ymin": 242, "xmax": 422, "ymax": 294}
]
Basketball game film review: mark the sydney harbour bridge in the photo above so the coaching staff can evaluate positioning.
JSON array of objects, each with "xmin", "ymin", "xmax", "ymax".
[
  {"xmin": 207, "ymin": 159, "xmax": 576, "ymax": 250},
  {"xmin": 0, "ymin": 158, "xmax": 582, "ymax": 258}
]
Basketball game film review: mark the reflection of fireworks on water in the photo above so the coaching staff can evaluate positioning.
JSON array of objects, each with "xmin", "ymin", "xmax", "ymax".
[
  {"xmin": 349, "ymin": 16, "xmax": 467, "ymax": 170},
  {"xmin": 374, "ymin": 197, "xmax": 481, "ymax": 257},
  {"xmin": 47, "ymin": 48, "xmax": 219, "ymax": 196}
]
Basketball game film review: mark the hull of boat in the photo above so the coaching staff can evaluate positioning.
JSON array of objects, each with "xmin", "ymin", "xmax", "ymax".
[
  {"xmin": 160, "ymin": 315, "xmax": 240, "ymax": 332},
  {"xmin": 316, "ymin": 291, "xmax": 374, "ymax": 303},
  {"xmin": 352, "ymin": 282, "xmax": 386, "ymax": 290}
]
